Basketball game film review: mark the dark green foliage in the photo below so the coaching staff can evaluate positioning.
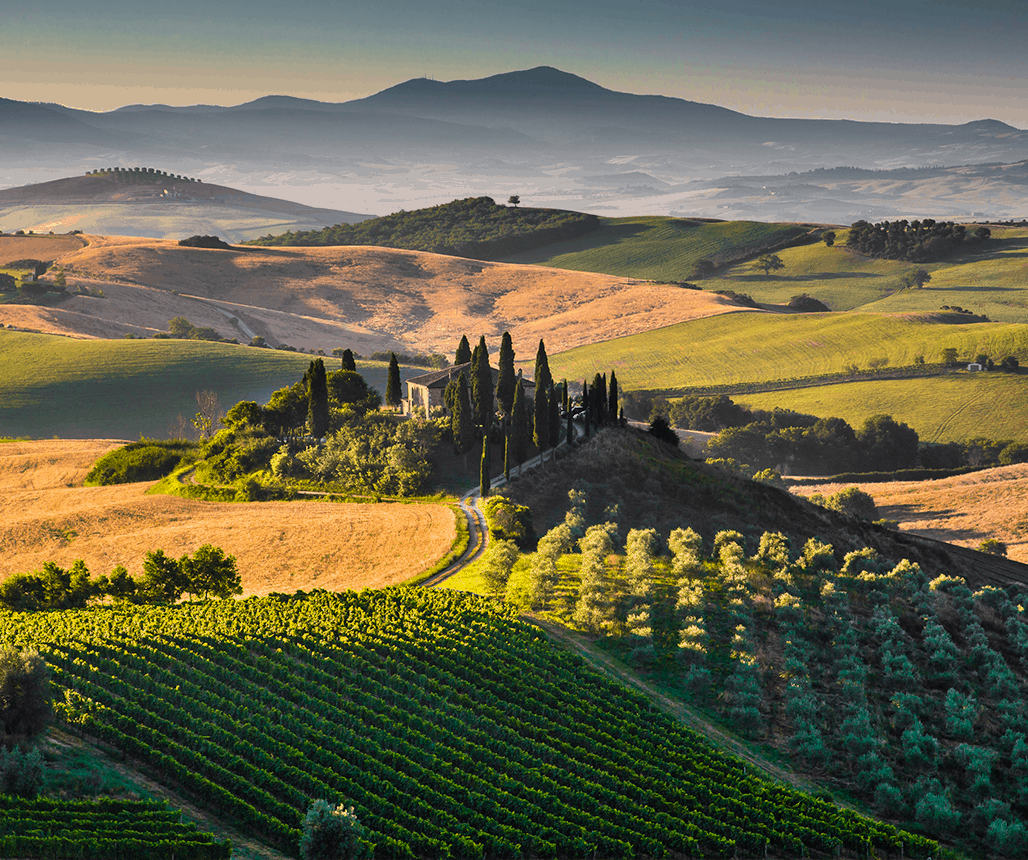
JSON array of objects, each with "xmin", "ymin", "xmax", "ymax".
[
  {"xmin": 85, "ymin": 439, "xmax": 194, "ymax": 485},
  {"xmin": 667, "ymin": 394, "xmax": 751, "ymax": 431},
  {"xmin": 307, "ymin": 359, "xmax": 330, "ymax": 438},
  {"xmin": 822, "ymin": 231, "xmax": 836, "ymax": 247},
  {"xmin": 591, "ymin": 373, "xmax": 606, "ymax": 427},
  {"xmin": 340, "ymin": 349, "xmax": 357, "ymax": 372},
  {"xmin": 856, "ymin": 414, "xmax": 919, "ymax": 472},
  {"xmin": 177, "ymin": 235, "xmax": 232, "ymax": 249},
  {"xmin": 368, "ymin": 350, "xmax": 446, "ymax": 368},
  {"xmin": 385, "ymin": 354, "xmax": 401, "ymax": 409},
  {"xmin": 480, "ymin": 435, "xmax": 491, "ymax": 497},
  {"xmin": 787, "ymin": 294, "xmax": 830, "ymax": 312},
  {"xmin": 713, "ymin": 289, "xmax": 760, "ymax": 308},
  {"xmin": 326, "ymin": 370, "xmax": 380, "ymax": 412},
  {"xmin": 301, "ymin": 800, "xmax": 370, "ymax": 860},
  {"xmin": 179, "ymin": 545, "xmax": 241, "ymax": 601},
  {"xmin": 0, "ymin": 746, "xmax": 44, "ymax": 797},
  {"xmin": 451, "ymin": 372, "xmax": 476, "ymax": 456},
  {"xmin": 509, "ymin": 379, "xmax": 529, "ymax": 465},
  {"xmin": 0, "ymin": 648, "xmax": 52, "ymax": 745},
  {"xmin": 547, "ymin": 383, "xmax": 560, "ymax": 451},
  {"xmin": 607, "ymin": 371, "xmax": 619, "ymax": 424},
  {"xmin": 0, "ymin": 562, "xmax": 98, "ymax": 612},
  {"xmin": 495, "ymin": 332, "xmax": 516, "ymax": 415},
  {"xmin": 471, "ymin": 337, "xmax": 492, "ymax": 431},
  {"xmin": 141, "ymin": 550, "xmax": 187, "ymax": 605},
  {"xmin": 534, "ymin": 339, "xmax": 552, "ymax": 393},
  {"xmin": 753, "ymin": 253, "xmax": 784, "ymax": 276},
  {"xmin": 482, "ymin": 497, "xmax": 535, "ymax": 548},
  {"xmin": 533, "ymin": 381, "xmax": 549, "ymax": 456},
  {"xmin": 648, "ymin": 416, "xmax": 679, "ymax": 447},
  {"xmin": 455, "ymin": 335, "xmax": 472, "ymax": 367},
  {"xmin": 848, "ymin": 219, "xmax": 989, "ymax": 262},
  {"xmin": 245, "ymin": 196, "xmax": 601, "ymax": 258},
  {"xmin": 900, "ymin": 268, "xmax": 932, "ymax": 289},
  {"xmin": 162, "ymin": 316, "xmax": 225, "ymax": 341},
  {"xmin": 979, "ymin": 538, "xmax": 1009, "ymax": 557}
]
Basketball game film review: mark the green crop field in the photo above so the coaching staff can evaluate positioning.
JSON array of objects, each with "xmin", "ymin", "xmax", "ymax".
[
  {"xmin": 0, "ymin": 332, "xmax": 410, "ymax": 439},
  {"xmin": 503, "ymin": 216, "xmax": 811, "ymax": 282},
  {"xmin": 550, "ymin": 311, "xmax": 1028, "ymax": 392},
  {"xmin": 735, "ymin": 372, "xmax": 1028, "ymax": 443}
]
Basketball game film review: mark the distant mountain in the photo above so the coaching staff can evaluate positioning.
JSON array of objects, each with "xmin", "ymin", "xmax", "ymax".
[
  {"xmin": 2, "ymin": 67, "xmax": 1027, "ymax": 221},
  {"xmin": 0, "ymin": 171, "xmax": 370, "ymax": 241}
]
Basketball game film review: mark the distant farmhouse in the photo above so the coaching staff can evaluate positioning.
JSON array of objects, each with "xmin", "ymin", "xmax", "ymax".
[{"xmin": 403, "ymin": 363, "xmax": 534, "ymax": 418}]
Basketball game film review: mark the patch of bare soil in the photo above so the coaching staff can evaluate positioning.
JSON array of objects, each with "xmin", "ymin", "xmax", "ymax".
[
  {"xmin": 0, "ymin": 440, "xmax": 454, "ymax": 594},
  {"xmin": 0, "ymin": 235, "xmax": 741, "ymax": 354},
  {"xmin": 791, "ymin": 463, "xmax": 1028, "ymax": 562}
]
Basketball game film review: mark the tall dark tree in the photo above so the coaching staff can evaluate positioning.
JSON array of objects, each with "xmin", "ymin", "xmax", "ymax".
[
  {"xmin": 608, "ymin": 370, "xmax": 619, "ymax": 424},
  {"xmin": 455, "ymin": 335, "xmax": 472, "ymax": 366},
  {"xmin": 306, "ymin": 358, "xmax": 330, "ymax": 438},
  {"xmin": 385, "ymin": 353, "xmax": 402, "ymax": 409},
  {"xmin": 566, "ymin": 406, "xmax": 574, "ymax": 446},
  {"xmin": 480, "ymin": 434, "xmax": 491, "ymax": 497},
  {"xmin": 591, "ymin": 373, "xmax": 607, "ymax": 426},
  {"xmin": 534, "ymin": 339, "xmax": 552, "ymax": 393},
  {"xmin": 582, "ymin": 380, "xmax": 591, "ymax": 438},
  {"xmin": 451, "ymin": 373, "xmax": 476, "ymax": 457},
  {"xmin": 496, "ymin": 332, "xmax": 516, "ymax": 415},
  {"xmin": 510, "ymin": 378, "xmax": 530, "ymax": 467},
  {"xmin": 341, "ymin": 348, "xmax": 357, "ymax": 372},
  {"xmin": 504, "ymin": 427, "xmax": 512, "ymax": 482},
  {"xmin": 533, "ymin": 381, "xmax": 549, "ymax": 461},
  {"xmin": 561, "ymin": 379, "xmax": 569, "ymax": 413},
  {"xmin": 547, "ymin": 382, "xmax": 560, "ymax": 452},
  {"xmin": 471, "ymin": 336, "xmax": 493, "ymax": 432}
]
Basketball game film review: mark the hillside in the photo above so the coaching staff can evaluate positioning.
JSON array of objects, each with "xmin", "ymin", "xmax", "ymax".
[
  {"xmin": 0, "ymin": 170, "xmax": 369, "ymax": 242},
  {"xmin": 0, "ymin": 234, "xmax": 740, "ymax": 356},
  {"xmin": 0, "ymin": 587, "xmax": 934, "ymax": 859},
  {"xmin": 0, "ymin": 439, "xmax": 454, "ymax": 593}
]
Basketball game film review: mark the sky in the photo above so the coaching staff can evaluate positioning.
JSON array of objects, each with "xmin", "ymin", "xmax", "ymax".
[{"xmin": 2, "ymin": 0, "xmax": 1025, "ymax": 126}]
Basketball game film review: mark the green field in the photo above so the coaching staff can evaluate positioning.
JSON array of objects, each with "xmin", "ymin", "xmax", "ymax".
[
  {"xmin": 735, "ymin": 373, "xmax": 1028, "ymax": 443},
  {"xmin": 503, "ymin": 216, "xmax": 812, "ymax": 282},
  {"xmin": 0, "ymin": 332, "xmax": 412, "ymax": 439}
]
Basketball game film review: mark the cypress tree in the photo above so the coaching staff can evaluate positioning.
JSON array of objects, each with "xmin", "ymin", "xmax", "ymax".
[
  {"xmin": 547, "ymin": 382, "xmax": 560, "ymax": 452},
  {"xmin": 591, "ymin": 372, "xmax": 606, "ymax": 426},
  {"xmin": 471, "ymin": 336, "xmax": 492, "ymax": 433},
  {"xmin": 451, "ymin": 372, "xmax": 476, "ymax": 456},
  {"xmin": 504, "ymin": 426, "xmax": 512, "ymax": 482},
  {"xmin": 480, "ymin": 434, "xmax": 491, "ymax": 497},
  {"xmin": 608, "ymin": 370, "xmax": 619, "ymax": 424},
  {"xmin": 533, "ymin": 381, "xmax": 549, "ymax": 462},
  {"xmin": 510, "ymin": 378, "xmax": 529, "ymax": 467},
  {"xmin": 385, "ymin": 353, "xmax": 401, "ymax": 409},
  {"xmin": 306, "ymin": 359, "xmax": 330, "ymax": 438},
  {"xmin": 341, "ymin": 348, "xmax": 357, "ymax": 372},
  {"xmin": 534, "ymin": 339, "xmax": 552, "ymax": 393},
  {"xmin": 582, "ymin": 380, "xmax": 591, "ymax": 437},
  {"xmin": 496, "ymin": 331, "xmax": 516, "ymax": 415},
  {"xmin": 455, "ymin": 335, "xmax": 472, "ymax": 366},
  {"xmin": 561, "ymin": 378, "xmax": 569, "ymax": 413},
  {"xmin": 566, "ymin": 404, "xmax": 574, "ymax": 445}
]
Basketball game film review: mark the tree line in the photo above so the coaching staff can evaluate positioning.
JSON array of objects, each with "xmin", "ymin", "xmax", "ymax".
[
  {"xmin": 244, "ymin": 196, "xmax": 601, "ymax": 259},
  {"xmin": 848, "ymin": 219, "xmax": 991, "ymax": 262}
]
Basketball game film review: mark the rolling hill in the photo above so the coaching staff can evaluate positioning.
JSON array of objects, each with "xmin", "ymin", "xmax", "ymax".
[{"xmin": 0, "ymin": 170, "xmax": 369, "ymax": 242}]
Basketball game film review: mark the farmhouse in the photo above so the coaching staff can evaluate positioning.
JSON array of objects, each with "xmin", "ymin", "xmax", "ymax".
[{"xmin": 403, "ymin": 363, "xmax": 534, "ymax": 418}]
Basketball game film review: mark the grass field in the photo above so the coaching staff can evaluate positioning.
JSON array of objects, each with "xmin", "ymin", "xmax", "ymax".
[
  {"xmin": 735, "ymin": 372, "xmax": 1028, "ymax": 444},
  {"xmin": 0, "ymin": 439, "xmax": 455, "ymax": 594},
  {"xmin": 0, "ymin": 330, "xmax": 410, "ymax": 439},
  {"xmin": 549, "ymin": 311, "xmax": 1028, "ymax": 392},
  {"xmin": 504, "ymin": 216, "xmax": 812, "ymax": 282}
]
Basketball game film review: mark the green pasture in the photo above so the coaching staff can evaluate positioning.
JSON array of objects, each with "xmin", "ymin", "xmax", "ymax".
[
  {"xmin": 735, "ymin": 372, "xmax": 1028, "ymax": 444},
  {"xmin": 503, "ymin": 216, "xmax": 811, "ymax": 282},
  {"xmin": 0, "ymin": 331, "xmax": 409, "ymax": 439},
  {"xmin": 549, "ymin": 311, "xmax": 1028, "ymax": 393}
]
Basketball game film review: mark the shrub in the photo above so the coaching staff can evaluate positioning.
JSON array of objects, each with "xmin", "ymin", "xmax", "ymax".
[
  {"xmin": 978, "ymin": 538, "xmax": 1009, "ymax": 556},
  {"xmin": 300, "ymin": 800, "xmax": 370, "ymax": 860},
  {"xmin": 0, "ymin": 746, "xmax": 44, "ymax": 797},
  {"xmin": 85, "ymin": 440, "xmax": 192, "ymax": 485},
  {"xmin": 0, "ymin": 648, "xmax": 53, "ymax": 745},
  {"xmin": 178, "ymin": 235, "xmax": 232, "ymax": 250}
]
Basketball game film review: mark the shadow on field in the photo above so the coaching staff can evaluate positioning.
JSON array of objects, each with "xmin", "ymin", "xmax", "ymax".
[
  {"xmin": 880, "ymin": 504, "xmax": 966, "ymax": 524},
  {"xmin": 731, "ymin": 271, "xmax": 884, "ymax": 282},
  {"xmin": 927, "ymin": 285, "xmax": 1021, "ymax": 293}
]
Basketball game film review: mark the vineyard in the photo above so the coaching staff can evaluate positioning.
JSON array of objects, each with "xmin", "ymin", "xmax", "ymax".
[
  {"xmin": 0, "ymin": 797, "xmax": 229, "ymax": 859},
  {"xmin": 0, "ymin": 589, "xmax": 932, "ymax": 859}
]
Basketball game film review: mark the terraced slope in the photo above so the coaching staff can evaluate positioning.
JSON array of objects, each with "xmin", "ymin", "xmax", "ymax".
[{"xmin": 2, "ymin": 589, "xmax": 934, "ymax": 859}]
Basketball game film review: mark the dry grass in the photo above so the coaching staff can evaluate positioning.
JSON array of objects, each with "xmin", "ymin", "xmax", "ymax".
[
  {"xmin": 0, "ymin": 440, "xmax": 455, "ymax": 595},
  {"xmin": 0, "ymin": 235, "xmax": 739, "ymax": 355},
  {"xmin": 0, "ymin": 234, "xmax": 88, "ymax": 261},
  {"xmin": 791, "ymin": 464, "xmax": 1028, "ymax": 562}
]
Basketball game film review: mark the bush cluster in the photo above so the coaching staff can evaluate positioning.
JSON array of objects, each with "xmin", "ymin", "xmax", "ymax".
[{"xmin": 848, "ymin": 219, "xmax": 990, "ymax": 262}]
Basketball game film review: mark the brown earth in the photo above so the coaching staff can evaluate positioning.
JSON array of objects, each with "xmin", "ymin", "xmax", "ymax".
[
  {"xmin": 0, "ymin": 233, "xmax": 88, "ymax": 260},
  {"xmin": 0, "ymin": 440, "xmax": 455, "ymax": 595},
  {"xmin": 0, "ymin": 234, "xmax": 744, "ymax": 355},
  {"xmin": 791, "ymin": 464, "xmax": 1028, "ymax": 563}
]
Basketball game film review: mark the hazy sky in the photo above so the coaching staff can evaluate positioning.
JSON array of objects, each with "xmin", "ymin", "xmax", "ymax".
[{"xmin": 3, "ymin": 0, "xmax": 1025, "ymax": 126}]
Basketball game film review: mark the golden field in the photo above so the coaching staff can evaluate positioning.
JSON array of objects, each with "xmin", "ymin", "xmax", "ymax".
[{"xmin": 0, "ymin": 440, "xmax": 455, "ymax": 595}]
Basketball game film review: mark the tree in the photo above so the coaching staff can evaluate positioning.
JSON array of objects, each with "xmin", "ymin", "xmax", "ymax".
[
  {"xmin": 509, "ymin": 378, "xmax": 530, "ymax": 466},
  {"xmin": 385, "ymin": 353, "xmax": 401, "ymax": 409},
  {"xmin": 480, "ymin": 434, "xmax": 491, "ymax": 497},
  {"xmin": 591, "ymin": 373, "xmax": 607, "ymax": 427},
  {"xmin": 608, "ymin": 370, "xmax": 619, "ymax": 424},
  {"xmin": 495, "ymin": 332, "xmax": 516, "ymax": 415},
  {"xmin": 168, "ymin": 316, "xmax": 194, "ymax": 338},
  {"xmin": 533, "ymin": 382, "xmax": 549, "ymax": 461},
  {"xmin": 856, "ymin": 414, "xmax": 919, "ymax": 471},
  {"xmin": 822, "ymin": 231, "xmax": 836, "ymax": 247},
  {"xmin": 192, "ymin": 390, "xmax": 222, "ymax": 440},
  {"xmin": 53, "ymin": 268, "xmax": 66, "ymax": 288},
  {"xmin": 547, "ymin": 382, "xmax": 560, "ymax": 452},
  {"xmin": 451, "ymin": 372, "xmax": 476, "ymax": 457},
  {"xmin": 581, "ymin": 380, "xmax": 590, "ymax": 437},
  {"xmin": 250, "ymin": 335, "xmax": 267, "ymax": 348},
  {"xmin": 900, "ymin": 267, "xmax": 932, "ymax": 289},
  {"xmin": 140, "ymin": 549, "xmax": 186, "ymax": 604},
  {"xmin": 455, "ymin": 335, "xmax": 472, "ymax": 366},
  {"xmin": 941, "ymin": 347, "xmax": 960, "ymax": 366},
  {"xmin": 179, "ymin": 544, "xmax": 241, "ymax": 600},
  {"xmin": 470, "ymin": 336, "xmax": 492, "ymax": 432},
  {"xmin": 307, "ymin": 359, "xmax": 330, "ymax": 438},
  {"xmin": 507, "ymin": 195, "xmax": 520, "ymax": 208},
  {"xmin": 340, "ymin": 348, "xmax": 357, "ymax": 372},
  {"xmin": 693, "ymin": 258, "xmax": 716, "ymax": 279},
  {"xmin": 534, "ymin": 339, "xmax": 552, "ymax": 393},
  {"xmin": 0, "ymin": 648, "xmax": 52, "ymax": 745},
  {"xmin": 754, "ymin": 253, "xmax": 785, "ymax": 276},
  {"xmin": 979, "ymin": 538, "xmax": 1008, "ymax": 557},
  {"xmin": 648, "ymin": 416, "xmax": 679, "ymax": 447},
  {"xmin": 300, "ymin": 800, "xmax": 370, "ymax": 860}
]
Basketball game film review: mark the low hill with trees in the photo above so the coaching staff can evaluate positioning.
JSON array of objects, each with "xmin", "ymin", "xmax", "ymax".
[{"xmin": 246, "ymin": 196, "xmax": 602, "ymax": 259}]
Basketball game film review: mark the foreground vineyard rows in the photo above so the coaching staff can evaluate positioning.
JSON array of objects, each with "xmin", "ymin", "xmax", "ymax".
[{"xmin": 1, "ymin": 589, "xmax": 933, "ymax": 859}]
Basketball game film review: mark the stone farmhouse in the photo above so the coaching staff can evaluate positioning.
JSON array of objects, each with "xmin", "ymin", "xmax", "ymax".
[{"xmin": 403, "ymin": 363, "xmax": 535, "ymax": 419}]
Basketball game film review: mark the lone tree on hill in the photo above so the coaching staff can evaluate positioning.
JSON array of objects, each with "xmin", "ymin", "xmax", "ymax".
[
  {"xmin": 900, "ymin": 268, "xmax": 932, "ymax": 290},
  {"xmin": 754, "ymin": 253, "xmax": 785, "ymax": 276},
  {"xmin": 822, "ymin": 231, "xmax": 836, "ymax": 247},
  {"xmin": 455, "ymin": 335, "xmax": 472, "ymax": 366},
  {"xmin": 496, "ymin": 332, "xmax": 516, "ymax": 415},
  {"xmin": 507, "ymin": 195, "xmax": 520, "ymax": 208},
  {"xmin": 385, "ymin": 353, "xmax": 401, "ymax": 409}
]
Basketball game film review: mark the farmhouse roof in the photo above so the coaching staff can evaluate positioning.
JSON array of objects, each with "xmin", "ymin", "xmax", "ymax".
[{"xmin": 406, "ymin": 362, "xmax": 535, "ymax": 390}]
